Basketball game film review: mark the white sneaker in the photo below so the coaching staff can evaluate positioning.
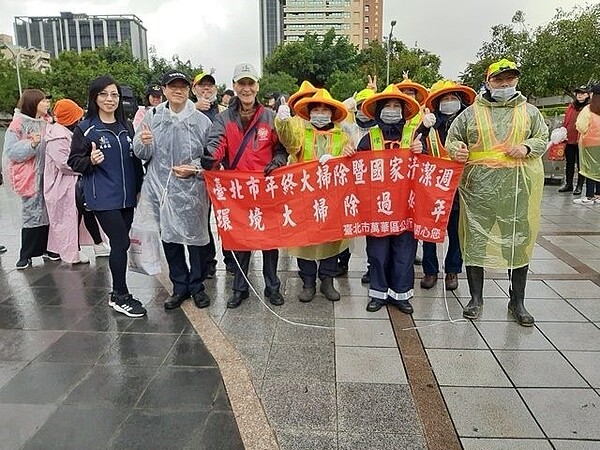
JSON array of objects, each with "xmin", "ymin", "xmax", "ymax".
[
  {"xmin": 74, "ymin": 251, "xmax": 90, "ymax": 264},
  {"xmin": 573, "ymin": 197, "xmax": 595, "ymax": 205},
  {"xmin": 94, "ymin": 243, "xmax": 111, "ymax": 257}
]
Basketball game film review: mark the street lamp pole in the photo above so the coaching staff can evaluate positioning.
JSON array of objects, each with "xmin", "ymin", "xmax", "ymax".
[
  {"xmin": 386, "ymin": 20, "xmax": 397, "ymax": 86},
  {"xmin": 1, "ymin": 45, "xmax": 22, "ymax": 96}
]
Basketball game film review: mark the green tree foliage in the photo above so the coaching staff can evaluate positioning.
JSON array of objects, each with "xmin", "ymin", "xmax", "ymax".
[
  {"xmin": 461, "ymin": 5, "xmax": 600, "ymax": 98},
  {"xmin": 258, "ymin": 71, "xmax": 299, "ymax": 103},
  {"xmin": 0, "ymin": 56, "xmax": 47, "ymax": 113},
  {"xmin": 460, "ymin": 11, "xmax": 532, "ymax": 92},
  {"xmin": 521, "ymin": 4, "xmax": 600, "ymax": 97},
  {"xmin": 264, "ymin": 29, "xmax": 359, "ymax": 87}
]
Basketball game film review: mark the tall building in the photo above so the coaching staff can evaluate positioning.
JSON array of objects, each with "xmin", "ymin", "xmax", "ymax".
[
  {"xmin": 0, "ymin": 34, "xmax": 51, "ymax": 72},
  {"xmin": 260, "ymin": 0, "xmax": 383, "ymax": 62},
  {"xmin": 13, "ymin": 12, "xmax": 148, "ymax": 62}
]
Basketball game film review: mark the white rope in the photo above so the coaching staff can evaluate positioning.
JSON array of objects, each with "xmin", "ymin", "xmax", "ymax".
[{"xmin": 230, "ymin": 250, "xmax": 340, "ymax": 330}]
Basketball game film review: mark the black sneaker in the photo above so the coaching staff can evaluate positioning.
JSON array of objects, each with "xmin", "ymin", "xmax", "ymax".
[
  {"xmin": 0, "ymin": 245, "xmax": 7, "ymax": 254},
  {"xmin": 42, "ymin": 251, "xmax": 61, "ymax": 261},
  {"xmin": 206, "ymin": 265, "xmax": 217, "ymax": 279},
  {"xmin": 109, "ymin": 293, "xmax": 147, "ymax": 318},
  {"xmin": 193, "ymin": 291, "xmax": 211, "ymax": 308},
  {"xmin": 16, "ymin": 258, "xmax": 32, "ymax": 269}
]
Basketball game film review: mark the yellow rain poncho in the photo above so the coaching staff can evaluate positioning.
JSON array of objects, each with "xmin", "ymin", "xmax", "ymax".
[
  {"xmin": 576, "ymin": 105, "xmax": 600, "ymax": 182},
  {"xmin": 275, "ymin": 114, "xmax": 351, "ymax": 260},
  {"xmin": 446, "ymin": 93, "xmax": 548, "ymax": 269}
]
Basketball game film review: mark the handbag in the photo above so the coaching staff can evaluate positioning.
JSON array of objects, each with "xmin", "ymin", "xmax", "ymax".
[
  {"xmin": 547, "ymin": 142, "xmax": 566, "ymax": 161},
  {"xmin": 9, "ymin": 157, "xmax": 37, "ymax": 197},
  {"xmin": 75, "ymin": 176, "xmax": 88, "ymax": 211}
]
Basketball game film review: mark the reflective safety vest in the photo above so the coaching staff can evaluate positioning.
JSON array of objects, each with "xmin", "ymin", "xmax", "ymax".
[
  {"xmin": 427, "ymin": 129, "xmax": 450, "ymax": 159},
  {"xmin": 368, "ymin": 127, "xmax": 402, "ymax": 151},
  {"xmin": 303, "ymin": 127, "xmax": 343, "ymax": 161},
  {"xmin": 401, "ymin": 112, "xmax": 421, "ymax": 147},
  {"xmin": 469, "ymin": 102, "xmax": 530, "ymax": 167}
]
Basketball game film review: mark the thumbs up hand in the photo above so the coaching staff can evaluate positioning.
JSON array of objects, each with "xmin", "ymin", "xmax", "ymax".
[
  {"xmin": 422, "ymin": 108, "xmax": 436, "ymax": 128},
  {"xmin": 276, "ymin": 97, "xmax": 291, "ymax": 121},
  {"xmin": 140, "ymin": 122, "xmax": 153, "ymax": 146},
  {"xmin": 410, "ymin": 133, "xmax": 423, "ymax": 154},
  {"xmin": 90, "ymin": 141, "xmax": 105, "ymax": 165}
]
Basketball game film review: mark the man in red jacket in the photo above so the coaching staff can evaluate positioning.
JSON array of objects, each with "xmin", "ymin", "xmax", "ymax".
[
  {"xmin": 202, "ymin": 63, "xmax": 287, "ymax": 308},
  {"xmin": 558, "ymin": 85, "xmax": 590, "ymax": 195}
]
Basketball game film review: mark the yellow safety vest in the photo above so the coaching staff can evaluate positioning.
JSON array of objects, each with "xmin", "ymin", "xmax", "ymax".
[
  {"xmin": 368, "ymin": 127, "xmax": 403, "ymax": 151},
  {"xmin": 303, "ymin": 127, "xmax": 343, "ymax": 161},
  {"xmin": 427, "ymin": 129, "xmax": 450, "ymax": 159},
  {"xmin": 469, "ymin": 103, "xmax": 530, "ymax": 167},
  {"xmin": 401, "ymin": 112, "xmax": 421, "ymax": 147}
]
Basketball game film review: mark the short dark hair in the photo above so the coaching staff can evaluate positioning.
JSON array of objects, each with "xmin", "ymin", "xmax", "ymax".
[
  {"xmin": 17, "ymin": 89, "xmax": 46, "ymax": 118},
  {"xmin": 590, "ymin": 93, "xmax": 600, "ymax": 115}
]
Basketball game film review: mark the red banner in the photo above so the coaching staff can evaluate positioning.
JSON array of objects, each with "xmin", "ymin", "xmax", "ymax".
[{"xmin": 204, "ymin": 150, "xmax": 464, "ymax": 251}]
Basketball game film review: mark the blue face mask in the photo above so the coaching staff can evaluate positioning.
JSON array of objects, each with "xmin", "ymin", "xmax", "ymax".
[{"xmin": 490, "ymin": 86, "xmax": 517, "ymax": 102}]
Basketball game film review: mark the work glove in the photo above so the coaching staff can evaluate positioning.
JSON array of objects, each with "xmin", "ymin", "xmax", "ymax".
[
  {"xmin": 276, "ymin": 98, "xmax": 291, "ymax": 121},
  {"xmin": 550, "ymin": 126, "xmax": 567, "ymax": 144},
  {"xmin": 421, "ymin": 108, "xmax": 436, "ymax": 128},
  {"xmin": 342, "ymin": 96, "xmax": 357, "ymax": 112},
  {"xmin": 319, "ymin": 154, "xmax": 334, "ymax": 165}
]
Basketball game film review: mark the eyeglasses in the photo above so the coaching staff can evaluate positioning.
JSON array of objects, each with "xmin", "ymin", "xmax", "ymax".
[{"xmin": 97, "ymin": 92, "xmax": 120, "ymax": 99}]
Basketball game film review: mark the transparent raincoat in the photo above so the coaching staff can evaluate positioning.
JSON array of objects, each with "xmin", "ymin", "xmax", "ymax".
[
  {"xmin": 2, "ymin": 111, "xmax": 50, "ymax": 228},
  {"xmin": 576, "ymin": 106, "xmax": 600, "ymax": 182},
  {"xmin": 446, "ymin": 93, "xmax": 548, "ymax": 269},
  {"xmin": 275, "ymin": 116, "xmax": 350, "ymax": 259},
  {"xmin": 133, "ymin": 100, "xmax": 211, "ymax": 246}
]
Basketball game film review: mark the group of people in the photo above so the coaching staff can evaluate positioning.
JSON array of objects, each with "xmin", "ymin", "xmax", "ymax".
[
  {"xmin": 555, "ymin": 84, "xmax": 600, "ymax": 205},
  {"xmin": 2, "ymin": 57, "xmax": 557, "ymax": 327}
]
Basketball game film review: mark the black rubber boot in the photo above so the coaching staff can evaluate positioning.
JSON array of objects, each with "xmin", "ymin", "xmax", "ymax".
[
  {"xmin": 558, "ymin": 184, "xmax": 573, "ymax": 193},
  {"xmin": 463, "ymin": 266, "xmax": 484, "ymax": 319},
  {"xmin": 508, "ymin": 266, "xmax": 535, "ymax": 327},
  {"xmin": 320, "ymin": 277, "xmax": 340, "ymax": 301}
]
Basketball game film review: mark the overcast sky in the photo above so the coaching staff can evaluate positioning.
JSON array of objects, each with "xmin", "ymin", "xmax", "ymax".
[{"xmin": 0, "ymin": 0, "xmax": 590, "ymax": 88}]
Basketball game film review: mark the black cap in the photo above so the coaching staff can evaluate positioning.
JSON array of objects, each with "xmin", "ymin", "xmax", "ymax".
[
  {"xmin": 589, "ymin": 84, "xmax": 600, "ymax": 95},
  {"xmin": 574, "ymin": 85, "xmax": 590, "ymax": 93},
  {"xmin": 146, "ymin": 84, "xmax": 162, "ymax": 96},
  {"xmin": 223, "ymin": 89, "xmax": 234, "ymax": 97},
  {"xmin": 161, "ymin": 70, "xmax": 191, "ymax": 87}
]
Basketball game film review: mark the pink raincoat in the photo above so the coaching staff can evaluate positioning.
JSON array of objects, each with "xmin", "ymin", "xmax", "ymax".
[{"xmin": 44, "ymin": 123, "xmax": 94, "ymax": 263}]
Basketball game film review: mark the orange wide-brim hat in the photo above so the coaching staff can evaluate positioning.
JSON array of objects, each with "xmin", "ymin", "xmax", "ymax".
[
  {"xmin": 294, "ymin": 88, "xmax": 348, "ymax": 123},
  {"xmin": 395, "ymin": 79, "xmax": 428, "ymax": 105},
  {"xmin": 425, "ymin": 80, "xmax": 477, "ymax": 111},
  {"xmin": 288, "ymin": 80, "xmax": 319, "ymax": 111},
  {"xmin": 360, "ymin": 84, "xmax": 421, "ymax": 121}
]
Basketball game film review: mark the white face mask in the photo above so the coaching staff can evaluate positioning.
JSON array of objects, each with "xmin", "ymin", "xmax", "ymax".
[
  {"xmin": 439, "ymin": 99, "xmax": 461, "ymax": 115},
  {"xmin": 355, "ymin": 110, "xmax": 370, "ymax": 123},
  {"xmin": 490, "ymin": 86, "xmax": 517, "ymax": 102},
  {"xmin": 310, "ymin": 111, "xmax": 332, "ymax": 128},
  {"xmin": 380, "ymin": 107, "xmax": 403, "ymax": 124}
]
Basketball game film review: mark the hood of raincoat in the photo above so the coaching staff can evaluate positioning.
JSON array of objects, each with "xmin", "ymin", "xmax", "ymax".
[{"xmin": 44, "ymin": 122, "xmax": 72, "ymax": 143}]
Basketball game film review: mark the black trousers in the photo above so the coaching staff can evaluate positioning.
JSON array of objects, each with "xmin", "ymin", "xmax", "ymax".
[
  {"xmin": 162, "ymin": 242, "xmax": 207, "ymax": 296},
  {"xmin": 76, "ymin": 204, "xmax": 103, "ymax": 245},
  {"xmin": 232, "ymin": 249, "xmax": 280, "ymax": 294},
  {"xmin": 565, "ymin": 143, "xmax": 585, "ymax": 187},
  {"xmin": 95, "ymin": 208, "xmax": 134, "ymax": 295},
  {"xmin": 20, "ymin": 225, "xmax": 49, "ymax": 260}
]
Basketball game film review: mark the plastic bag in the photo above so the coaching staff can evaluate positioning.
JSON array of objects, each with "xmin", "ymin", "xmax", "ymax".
[{"xmin": 128, "ymin": 196, "xmax": 162, "ymax": 276}]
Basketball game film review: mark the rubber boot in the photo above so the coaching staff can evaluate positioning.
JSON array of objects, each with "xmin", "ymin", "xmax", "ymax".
[
  {"xmin": 507, "ymin": 266, "xmax": 535, "ymax": 326},
  {"xmin": 463, "ymin": 266, "xmax": 484, "ymax": 319},
  {"xmin": 320, "ymin": 277, "xmax": 341, "ymax": 301},
  {"xmin": 573, "ymin": 178, "xmax": 584, "ymax": 196}
]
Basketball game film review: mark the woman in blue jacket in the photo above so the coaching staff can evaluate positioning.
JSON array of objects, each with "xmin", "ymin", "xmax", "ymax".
[{"xmin": 68, "ymin": 75, "xmax": 145, "ymax": 318}]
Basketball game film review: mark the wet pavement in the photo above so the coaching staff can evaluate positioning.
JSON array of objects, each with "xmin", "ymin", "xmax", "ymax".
[{"xmin": 2, "ymin": 157, "xmax": 600, "ymax": 449}]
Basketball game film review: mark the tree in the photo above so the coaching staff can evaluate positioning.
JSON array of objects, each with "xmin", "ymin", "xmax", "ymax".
[
  {"xmin": 0, "ymin": 55, "xmax": 48, "ymax": 112},
  {"xmin": 264, "ymin": 29, "xmax": 359, "ymax": 88},
  {"xmin": 258, "ymin": 72, "xmax": 299, "ymax": 103},
  {"xmin": 521, "ymin": 4, "xmax": 600, "ymax": 97},
  {"xmin": 459, "ymin": 11, "xmax": 532, "ymax": 92}
]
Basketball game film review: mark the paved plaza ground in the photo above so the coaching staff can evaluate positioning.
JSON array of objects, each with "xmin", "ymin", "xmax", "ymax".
[{"xmin": 1, "ymin": 180, "xmax": 600, "ymax": 449}]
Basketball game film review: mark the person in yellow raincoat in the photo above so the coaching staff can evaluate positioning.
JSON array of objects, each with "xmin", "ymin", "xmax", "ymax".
[
  {"xmin": 275, "ymin": 88, "xmax": 354, "ymax": 302},
  {"xmin": 574, "ymin": 83, "xmax": 600, "ymax": 203},
  {"xmin": 446, "ymin": 59, "xmax": 548, "ymax": 326}
]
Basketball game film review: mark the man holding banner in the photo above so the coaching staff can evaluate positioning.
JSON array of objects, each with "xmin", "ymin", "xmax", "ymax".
[
  {"xmin": 446, "ymin": 58, "xmax": 548, "ymax": 326},
  {"xmin": 201, "ymin": 62, "xmax": 288, "ymax": 309},
  {"xmin": 357, "ymin": 84, "xmax": 425, "ymax": 314}
]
